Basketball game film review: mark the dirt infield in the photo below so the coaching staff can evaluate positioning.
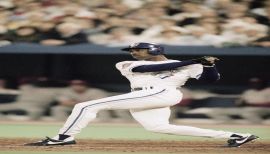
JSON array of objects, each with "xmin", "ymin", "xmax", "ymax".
[{"xmin": 0, "ymin": 138, "xmax": 269, "ymax": 154}]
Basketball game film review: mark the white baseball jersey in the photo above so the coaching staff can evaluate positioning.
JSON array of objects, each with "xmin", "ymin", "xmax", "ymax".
[{"xmin": 116, "ymin": 60, "xmax": 203, "ymax": 89}]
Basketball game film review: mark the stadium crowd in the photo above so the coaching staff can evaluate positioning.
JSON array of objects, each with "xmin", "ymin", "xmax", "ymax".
[
  {"xmin": 0, "ymin": 0, "xmax": 269, "ymax": 47},
  {"xmin": 0, "ymin": 78, "xmax": 130, "ymax": 122}
]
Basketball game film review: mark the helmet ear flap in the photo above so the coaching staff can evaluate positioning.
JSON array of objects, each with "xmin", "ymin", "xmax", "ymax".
[
  {"xmin": 147, "ymin": 47, "xmax": 163, "ymax": 55},
  {"xmin": 147, "ymin": 47, "xmax": 156, "ymax": 55}
]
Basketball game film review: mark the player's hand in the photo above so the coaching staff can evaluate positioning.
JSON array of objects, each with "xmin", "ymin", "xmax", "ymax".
[{"xmin": 192, "ymin": 56, "xmax": 220, "ymax": 66}]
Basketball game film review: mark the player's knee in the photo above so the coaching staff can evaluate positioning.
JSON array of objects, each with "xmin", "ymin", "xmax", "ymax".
[
  {"xmin": 73, "ymin": 103, "xmax": 86, "ymax": 111},
  {"xmin": 73, "ymin": 102, "xmax": 101, "ymax": 113}
]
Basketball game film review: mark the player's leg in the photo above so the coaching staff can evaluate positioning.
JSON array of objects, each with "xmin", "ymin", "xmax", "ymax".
[
  {"xmin": 23, "ymin": 89, "xmax": 178, "ymax": 146},
  {"xmin": 130, "ymin": 107, "xmax": 236, "ymax": 138},
  {"xmin": 130, "ymin": 107, "xmax": 258, "ymax": 147},
  {"xmin": 57, "ymin": 88, "xmax": 178, "ymax": 137}
]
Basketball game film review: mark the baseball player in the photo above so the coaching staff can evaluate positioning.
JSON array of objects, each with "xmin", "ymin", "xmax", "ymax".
[{"xmin": 25, "ymin": 42, "xmax": 258, "ymax": 147}]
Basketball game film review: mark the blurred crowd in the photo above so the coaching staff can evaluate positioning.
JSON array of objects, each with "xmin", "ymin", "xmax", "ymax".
[
  {"xmin": 0, "ymin": 0, "xmax": 269, "ymax": 47},
  {"xmin": 0, "ymin": 77, "xmax": 269, "ymax": 124},
  {"xmin": 0, "ymin": 77, "xmax": 130, "ymax": 122}
]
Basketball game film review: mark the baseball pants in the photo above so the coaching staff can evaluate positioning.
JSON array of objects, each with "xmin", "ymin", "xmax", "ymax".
[{"xmin": 58, "ymin": 88, "xmax": 233, "ymax": 138}]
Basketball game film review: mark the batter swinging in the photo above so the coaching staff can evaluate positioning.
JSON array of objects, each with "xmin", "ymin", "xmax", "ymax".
[{"xmin": 25, "ymin": 42, "xmax": 258, "ymax": 147}]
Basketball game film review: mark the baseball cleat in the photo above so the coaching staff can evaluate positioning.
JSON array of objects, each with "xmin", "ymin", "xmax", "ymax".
[
  {"xmin": 227, "ymin": 134, "xmax": 259, "ymax": 147},
  {"xmin": 24, "ymin": 136, "xmax": 76, "ymax": 146}
]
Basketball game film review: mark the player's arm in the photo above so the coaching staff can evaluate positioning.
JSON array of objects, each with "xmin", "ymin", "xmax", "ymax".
[
  {"xmin": 186, "ymin": 56, "xmax": 220, "ymax": 82},
  {"xmin": 131, "ymin": 60, "xmax": 197, "ymax": 72},
  {"xmin": 198, "ymin": 56, "xmax": 220, "ymax": 82},
  {"xmin": 199, "ymin": 65, "xmax": 220, "ymax": 82}
]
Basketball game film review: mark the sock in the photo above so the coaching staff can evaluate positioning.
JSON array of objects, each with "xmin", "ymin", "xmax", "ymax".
[{"xmin": 58, "ymin": 134, "xmax": 71, "ymax": 140}]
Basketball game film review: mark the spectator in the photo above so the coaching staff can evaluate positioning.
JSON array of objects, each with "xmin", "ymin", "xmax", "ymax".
[
  {"xmin": 250, "ymin": 3, "xmax": 270, "ymax": 26},
  {"xmin": 220, "ymin": 18, "xmax": 269, "ymax": 46},
  {"xmin": 0, "ymin": 25, "xmax": 11, "ymax": 46},
  {"xmin": 7, "ymin": 26, "xmax": 41, "ymax": 43},
  {"xmin": 183, "ymin": 89, "xmax": 240, "ymax": 123},
  {"xmin": 0, "ymin": 0, "xmax": 268, "ymax": 46},
  {"xmin": 235, "ymin": 78, "xmax": 270, "ymax": 123},
  {"xmin": 0, "ymin": 78, "xmax": 18, "ymax": 110},
  {"xmin": 152, "ymin": 26, "xmax": 189, "ymax": 45},
  {"xmin": 252, "ymin": 31, "xmax": 270, "ymax": 47},
  {"xmin": 0, "ymin": 79, "xmax": 19, "ymax": 96},
  {"xmin": 40, "ymin": 22, "xmax": 88, "ymax": 46},
  {"xmin": 0, "ymin": 78, "xmax": 59, "ymax": 120},
  {"xmin": 185, "ymin": 78, "xmax": 270, "ymax": 124},
  {"xmin": 0, "ymin": 0, "xmax": 14, "ymax": 9},
  {"xmin": 89, "ymin": 26, "xmax": 136, "ymax": 46},
  {"xmin": 172, "ymin": 25, "xmax": 225, "ymax": 46},
  {"xmin": 51, "ymin": 80, "xmax": 111, "ymax": 121},
  {"xmin": 226, "ymin": 3, "xmax": 248, "ymax": 19},
  {"xmin": 37, "ymin": 22, "xmax": 60, "ymax": 45},
  {"xmin": 55, "ymin": 22, "xmax": 88, "ymax": 44}
]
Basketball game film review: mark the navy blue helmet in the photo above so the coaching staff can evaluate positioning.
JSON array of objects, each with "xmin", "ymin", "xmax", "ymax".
[{"xmin": 121, "ymin": 42, "xmax": 165, "ymax": 55}]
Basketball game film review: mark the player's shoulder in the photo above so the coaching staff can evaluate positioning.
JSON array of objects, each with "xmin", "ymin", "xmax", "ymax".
[
  {"xmin": 116, "ymin": 61, "xmax": 135, "ymax": 64},
  {"xmin": 115, "ymin": 61, "xmax": 136, "ymax": 69}
]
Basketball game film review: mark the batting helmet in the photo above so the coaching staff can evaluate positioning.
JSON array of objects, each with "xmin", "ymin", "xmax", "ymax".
[{"xmin": 121, "ymin": 42, "xmax": 165, "ymax": 55}]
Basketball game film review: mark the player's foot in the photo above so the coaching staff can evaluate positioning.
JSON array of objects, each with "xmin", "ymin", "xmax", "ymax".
[
  {"xmin": 227, "ymin": 134, "xmax": 259, "ymax": 147},
  {"xmin": 24, "ymin": 135, "xmax": 76, "ymax": 146}
]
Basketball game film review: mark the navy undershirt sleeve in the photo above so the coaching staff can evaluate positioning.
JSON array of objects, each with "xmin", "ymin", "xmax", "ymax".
[
  {"xmin": 131, "ymin": 60, "xmax": 197, "ymax": 72},
  {"xmin": 199, "ymin": 66, "xmax": 220, "ymax": 82}
]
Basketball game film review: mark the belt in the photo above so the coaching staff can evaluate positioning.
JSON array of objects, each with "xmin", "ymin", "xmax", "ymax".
[
  {"xmin": 132, "ymin": 86, "xmax": 181, "ymax": 92},
  {"xmin": 131, "ymin": 86, "xmax": 154, "ymax": 91}
]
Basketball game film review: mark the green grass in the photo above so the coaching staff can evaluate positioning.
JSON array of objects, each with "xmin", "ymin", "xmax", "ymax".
[
  {"xmin": 0, "ymin": 123, "xmax": 269, "ymax": 154},
  {"xmin": 0, "ymin": 123, "xmax": 269, "ymax": 140}
]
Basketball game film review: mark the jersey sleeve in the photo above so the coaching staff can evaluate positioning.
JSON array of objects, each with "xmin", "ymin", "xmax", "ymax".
[
  {"xmin": 185, "ymin": 64, "xmax": 203, "ymax": 79},
  {"xmin": 115, "ymin": 61, "xmax": 144, "ymax": 75}
]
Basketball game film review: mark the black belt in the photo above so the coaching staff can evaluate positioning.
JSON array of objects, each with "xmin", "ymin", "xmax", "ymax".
[{"xmin": 131, "ymin": 86, "xmax": 153, "ymax": 91}]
